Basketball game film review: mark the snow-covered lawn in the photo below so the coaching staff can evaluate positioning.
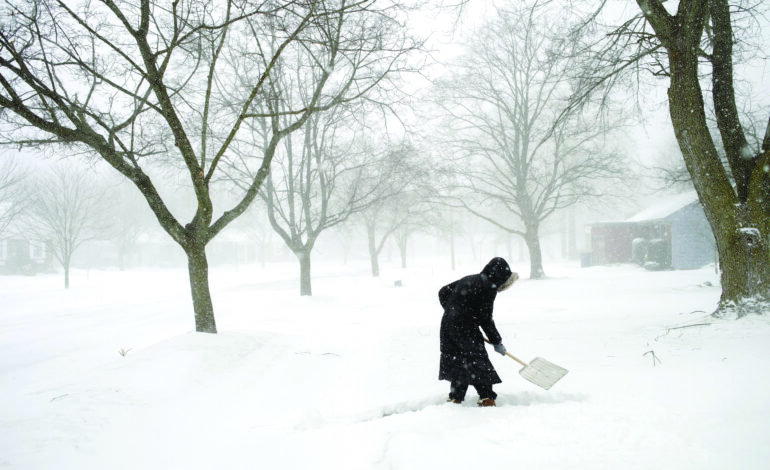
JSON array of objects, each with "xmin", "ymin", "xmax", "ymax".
[{"xmin": 2, "ymin": 260, "xmax": 769, "ymax": 469}]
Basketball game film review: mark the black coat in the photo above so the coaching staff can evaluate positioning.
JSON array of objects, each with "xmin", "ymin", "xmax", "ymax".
[{"xmin": 438, "ymin": 257, "xmax": 512, "ymax": 385}]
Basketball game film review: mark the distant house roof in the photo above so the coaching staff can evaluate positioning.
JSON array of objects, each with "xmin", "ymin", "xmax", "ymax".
[{"xmin": 626, "ymin": 191, "xmax": 699, "ymax": 222}]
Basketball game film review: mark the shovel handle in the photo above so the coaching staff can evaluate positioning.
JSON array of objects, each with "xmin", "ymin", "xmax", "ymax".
[{"xmin": 484, "ymin": 338, "xmax": 528, "ymax": 367}]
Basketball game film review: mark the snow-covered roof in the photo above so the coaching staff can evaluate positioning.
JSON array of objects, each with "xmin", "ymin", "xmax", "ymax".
[{"xmin": 626, "ymin": 191, "xmax": 700, "ymax": 222}]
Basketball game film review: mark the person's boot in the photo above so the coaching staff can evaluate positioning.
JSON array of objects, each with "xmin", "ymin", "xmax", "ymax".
[
  {"xmin": 446, "ymin": 398, "xmax": 462, "ymax": 404},
  {"xmin": 477, "ymin": 398, "xmax": 496, "ymax": 407}
]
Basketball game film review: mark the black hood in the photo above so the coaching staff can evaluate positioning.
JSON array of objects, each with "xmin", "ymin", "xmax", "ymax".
[{"xmin": 481, "ymin": 257, "xmax": 512, "ymax": 288}]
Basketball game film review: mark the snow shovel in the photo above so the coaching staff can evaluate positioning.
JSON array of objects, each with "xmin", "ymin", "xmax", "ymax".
[{"xmin": 484, "ymin": 338, "xmax": 568, "ymax": 390}]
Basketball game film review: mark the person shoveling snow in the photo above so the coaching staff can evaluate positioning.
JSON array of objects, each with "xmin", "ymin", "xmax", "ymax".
[{"xmin": 438, "ymin": 257, "xmax": 518, "ymax": 407}]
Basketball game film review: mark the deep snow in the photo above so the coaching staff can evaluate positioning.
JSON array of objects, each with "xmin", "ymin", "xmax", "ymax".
[{"xmin": 2, "ymin": 260, "xmax": 769, "ymax": 469}]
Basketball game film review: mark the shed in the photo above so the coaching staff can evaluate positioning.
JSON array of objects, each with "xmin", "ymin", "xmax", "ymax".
[{"xmin": 586, "ymin": 192, "xmax": 715, "ymax": 269}]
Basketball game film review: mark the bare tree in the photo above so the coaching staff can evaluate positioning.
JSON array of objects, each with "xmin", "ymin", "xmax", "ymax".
[
  {"xmin": 261, "ymin": 107, "xmax": 397, "ymax": 295},
  {"xmin": 220, "ymin": 0, "xmax": 421, "ymax": 295},
  {"xmin": 434, "ymin": 2, "xmax": 627, "ymax": 279},
  {"xmin": 360, "ymin": 141, "xmax": 436, "ymax": 274},
  {"xmin": 24, "ymin": 163, "xmax": 108, "ymax": 288},
  {"xmin": 105, "ymin": 179, "xmax": 155, "ymax": 270},
  {"xmin": 427, "ymin": 204, "xmax": 466, "ymax": 271},
  {"xmin": 0, "ymin": 0, "xmax": 417, "ymax": 331},
  {"xmin": 572, "ymin": 0, "xmax": 770, "ymax": 313},
  {"xmin": 361, "ymin": 189, "xmax": 404, "ymax": 277},
  {"xmin": 0, "ymin": 156, "xmax": 27, "ymax": 237},
  {"xmin": 390, "ymin": 193, "xmax": 439, "ymax": 269}
]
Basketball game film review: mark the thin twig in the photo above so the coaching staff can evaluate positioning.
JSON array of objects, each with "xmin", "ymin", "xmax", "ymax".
[
  {"xmin": 655, "ymin": 321, "xmax": 712, "ymax": 340},
  {"xmin": 643, "ymin": 350, "xmax": 661, "ymax": 367}
]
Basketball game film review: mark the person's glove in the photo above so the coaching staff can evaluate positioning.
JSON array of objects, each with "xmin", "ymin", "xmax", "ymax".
[{"xmin": 494, "ymin": 343, "xmax": 506, "ymax": 355}]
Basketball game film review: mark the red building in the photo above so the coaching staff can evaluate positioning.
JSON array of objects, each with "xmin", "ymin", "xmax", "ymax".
[{"xmin": 586, "ymin": 192, "xmax": 715, "ymax": 270}]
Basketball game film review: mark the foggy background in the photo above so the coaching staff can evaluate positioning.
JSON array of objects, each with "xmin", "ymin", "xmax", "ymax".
[{"xmin": 0, "ymin": 0, "xmax": 766, "ymax": 289}]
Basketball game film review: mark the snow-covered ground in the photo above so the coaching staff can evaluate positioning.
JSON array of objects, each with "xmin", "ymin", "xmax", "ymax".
[{"xmin": 2, "ymin": 259, "xmax": 769, "ymax": 469}]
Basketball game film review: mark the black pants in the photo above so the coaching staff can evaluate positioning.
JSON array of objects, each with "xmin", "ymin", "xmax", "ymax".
[{"xmin": 449, "ymin": 380, "xmax": 497, "ymax": 401}]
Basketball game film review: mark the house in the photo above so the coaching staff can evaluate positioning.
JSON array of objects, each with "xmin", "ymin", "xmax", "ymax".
[
  {"xmin": 1, "ymin": 202, "xmax": 54, "ymax": 274},
  {"xmin": 0, "ymin": 237, "xmax": 53, "ymax": 274},
  {"xmin": 586, "ymin": 191, "xmax": 715, "ymax": 269}
]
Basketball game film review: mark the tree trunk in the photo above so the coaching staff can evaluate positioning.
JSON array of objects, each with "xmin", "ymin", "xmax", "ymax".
[
  {"xmin": 297, "ymin": 251, "xmax": 312, "ymax": 296},
  {"xmin": 117, "ymin": 250, "xmax": 126, "ymax": 271},
  {"xmin": 449, "ymin": 229, "xmax": 456, "ymax": 271},
  {"xmin": 367, "ymin": 223, "xmax": 380, "ymax": 277},
  {"xmin": 185, "ymin": 244, "xmax": 217, "ymax": 334},
  {"xmin": 342, "ymin": 238, "xmax": 351, "ymax": 265},
  {"xmin": 660, "ymin": 4, "xmax": 770, "ymax": 312},
  {"xmin": 524, "ymin": 225, "xmax": 545, "ymax": 279},
  {"xmin": 60, "ymin": 250, "xmax": 72, "ymax": 289},
  {"xmin": 568, "ymin": 207, "xmax": 578, "ymax": 260},
  {"xmin": 717, "ymin": 220, "xmax": 770, "ymax": 306},
  {"xmin": 397, "ymin": 236, "xmax": 408, "ymax": 269}
]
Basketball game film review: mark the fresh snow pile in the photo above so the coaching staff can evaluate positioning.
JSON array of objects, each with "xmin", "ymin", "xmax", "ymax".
[{"xmin": 2, "ymin": 260, "xmax": 769, "ymax": 469}]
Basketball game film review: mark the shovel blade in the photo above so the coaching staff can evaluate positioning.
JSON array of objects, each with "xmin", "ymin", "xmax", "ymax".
[{"xmin": 518, "ymin": 357, "xmax": 568, "ymax": 390}]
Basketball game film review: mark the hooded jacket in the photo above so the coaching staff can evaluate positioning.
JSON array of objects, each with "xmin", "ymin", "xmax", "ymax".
[{"xmin": 438, "ymin": 257, "xmax": 512, "ymax": 385}]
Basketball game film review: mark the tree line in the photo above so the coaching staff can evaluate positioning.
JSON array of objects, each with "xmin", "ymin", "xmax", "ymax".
[{"xmin": 1, "ymin": 0, "xmax": 767, "ymax": 332}]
